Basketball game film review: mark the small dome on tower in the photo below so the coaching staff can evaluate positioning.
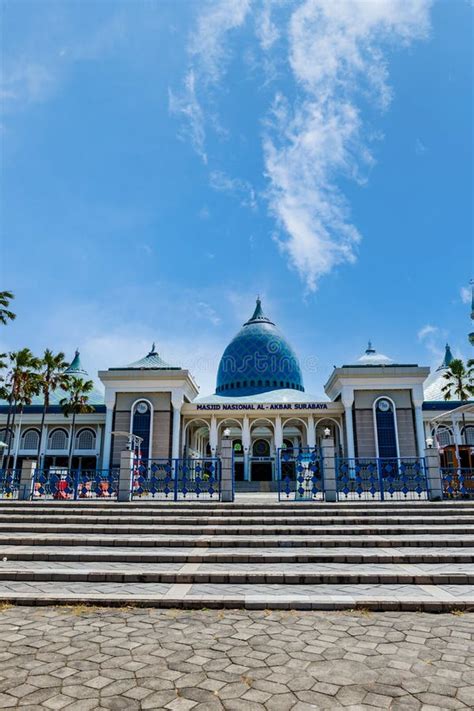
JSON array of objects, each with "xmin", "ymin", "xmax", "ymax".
[{"xmin": 357, "ymin": 341, "xmax": 393, "ymax": 366}]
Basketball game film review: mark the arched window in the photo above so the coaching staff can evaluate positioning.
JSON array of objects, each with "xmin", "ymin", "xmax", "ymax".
[
  {"xmin": 131, "ymin": 400, "xmax": 152, "ymax": 461},
  {"xmin": 462, "ymin": 426, "xmax": 474, "ymax": 445},
  {"xmin": 49, "ymin": 429, "xmax": 68, "ymax": 450},
  {"xmin": 435, "ymin": 427, "xmax": 452, "ymax": 448},
  {"xmin": 282, "ymin": 438, "xmax": 294, "ymax": 453},
  {"xmin": 374, "ymin": 398, "xmax": 399, "ymax": 458},
  {"xmin": 21, "ymin": 429, "xmax": 40, "ymax": 450},
  {"xmin": 76, "ymin": 429, "xmax": 96, "ymax": 450}
]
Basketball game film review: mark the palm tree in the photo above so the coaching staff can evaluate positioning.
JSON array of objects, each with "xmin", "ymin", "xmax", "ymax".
[
  {"xmin": 60, "ymin": 377, "xmax": 95, "ymax": 470},
  {"xmin": 442, "ymin": 359, "xmax": 474, "ymax": 402},
  {"xmin": 2, "ymin": 349, "xmax": 41, "ymax": 469},
  {"xmin": 36, "ymin": 350, "xmax": 69, "ymax": 469},
  {"xmin": 0, "ymin": 291, "xmax": 15, "ymax": 326},
  {"xmin": 11, "ymin": 370, "xmax": 41, "ymax": 469}
]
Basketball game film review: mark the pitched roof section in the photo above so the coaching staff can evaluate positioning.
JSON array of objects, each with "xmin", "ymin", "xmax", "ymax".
[
  {"xmin": 436, "ymin": 343, "xmax": 454, "ymax": 371},
  {"xmin": 111, "ymin": 344, "xmax": 181, "ymax": 371},
  {"xmin": 64, "ymin": 350, "xmax": 88, "ymax": 376},
  {"xmin": 424, "ymin": 343, "xmax": 462, "ymax": 402}
]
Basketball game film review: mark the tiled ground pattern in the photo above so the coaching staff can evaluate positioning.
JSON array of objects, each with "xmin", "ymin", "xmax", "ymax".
[{"xmin": 0, "ymin": 606, "xmax": 472, "ymax": 710}]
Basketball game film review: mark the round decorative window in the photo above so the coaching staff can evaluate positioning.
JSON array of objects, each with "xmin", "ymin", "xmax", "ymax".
[
  {"xmin": 136, "ymin": 402, "xmax": 149, "ymax": 414},
  {"xmin": 377, "ymin": 399, "xmax": 391, "ymax": 412},
  {"xmin": 253, "ymin": 439, "xmax": 270, "ymax": 456}
]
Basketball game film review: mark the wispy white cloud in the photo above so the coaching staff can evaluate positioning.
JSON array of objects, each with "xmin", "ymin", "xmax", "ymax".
[
  {"xmin": 209, "ymin": 170, "xmax": 257, "ymax": 210},
  {"xmin": 169, "ymin": 70, "xmax": 208, "ymax": 164},
  {"xmin": 415, "ymin": 138, "xmax": 427, "ymax": 155},
  {"xmin": 418, "ymin": 324, "xmax": 438, "ymax": 341},
  {"xmin": 196, "ymin": 301, "xmax": 221, "ymax": 326},
  {"xmin": 460, "ymin": 286, "xmax": 472, "ymax": 304},
  {"xmin": 189, "ymin": 0, "xmax": 252, "ymax": 84},
  {"xmin": 168, "ymin": 0, "xmax": 251, "ymax": 166},
  {"xmin": 173, "ymin": 0, "xmax": 432, "ymax": 291},
  {"xmin": 263, "ymin": 0, "xmax": 431, "ymax": 291},
  {"xmin": 1, "ymin": 12, "xmax": 128, "ymax": 112}
]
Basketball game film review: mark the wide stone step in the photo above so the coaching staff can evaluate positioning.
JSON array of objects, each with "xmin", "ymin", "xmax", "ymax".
[
  {"xmin": 1, "ymin": 522, "xmax": 472, "ymax": 536},
  {"xmin": 0, "ymin": 533, "xmax": 473, "ymax": 547},
  {"xmin": 0, "ymin": 580, "xmax": 471, "ymax": 611},
  {"xmin": 2, "ymin": 514, "xmax": 474, "ymax": 525},
  {"xmin": 2, "ymin": 502, "xmax": 474, "ymax": 513},
  {"xmin": 0, "ymin": 544, "xmax": 471, "ymax": 563},
  {"xmin": 0, "ymin": 560, "xmax": 472, "ymax": 585}
]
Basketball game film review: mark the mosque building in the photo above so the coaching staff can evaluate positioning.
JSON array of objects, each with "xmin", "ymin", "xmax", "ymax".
[{"xmin": 1, "ymin": 296, "xmax": 473, "ymax": 480}]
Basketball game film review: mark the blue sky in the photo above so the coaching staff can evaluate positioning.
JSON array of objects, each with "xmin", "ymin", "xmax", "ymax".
[{"xmin": 1, "ymin": 0, "xmax": 472, "ymax": 397}]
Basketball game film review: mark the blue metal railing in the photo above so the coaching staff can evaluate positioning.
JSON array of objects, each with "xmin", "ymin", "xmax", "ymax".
[
  {"xmin": 132, "ymin": 458, "xmax": 221, "ymax": 500},
  {"xmin": 336, "ymin": 458, "xmax": 428, "ymax": 500},
  {"xmin": 442, "ymin": 468, "xmax": 474, "ymax": 499},
  {"xmin": 0, "ymin": 468, "xmax": 21, "ymax": 499},
  {"xmin": 278, "ymin": 447, "xmax": 324, "ymax": 501},
  {"xmin": 32, "ymin": 468, "xmax": 119, "ymax": 500}
]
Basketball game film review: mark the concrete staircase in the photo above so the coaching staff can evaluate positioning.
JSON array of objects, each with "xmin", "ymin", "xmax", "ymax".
[{"xmin": 0, "ymin": 499, "xmax": 473, "ymax": 611}]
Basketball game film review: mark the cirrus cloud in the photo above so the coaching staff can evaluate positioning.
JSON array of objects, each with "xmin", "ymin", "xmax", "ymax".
[{"xmin": 171, "ymin": 0, "xmax": 432, "ymax": 291}]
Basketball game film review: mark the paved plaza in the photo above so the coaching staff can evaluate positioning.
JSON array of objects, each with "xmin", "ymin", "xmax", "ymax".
[{"xmin": 0, "ymin": 605, "xmax": 472, "ymax": 710}]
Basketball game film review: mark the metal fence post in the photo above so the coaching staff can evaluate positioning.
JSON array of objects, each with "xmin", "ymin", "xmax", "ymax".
[
  {"xmin": 19, "ymin": 460, "xmax": 36, "ymax": 500},
  {"xmin": 118, "ymin": 450, "xmax": 134, "ymax": 502},
  {"xmin": 174, "ymin": 460, "xmax": 179, "ymax": 501},
  {"xmin": 321, "ymin": 437, "xmax": 336, "ymax": 502},
  {"xmin": 424, "ymin": 447, "xmax": 443, "ymax": 500}
]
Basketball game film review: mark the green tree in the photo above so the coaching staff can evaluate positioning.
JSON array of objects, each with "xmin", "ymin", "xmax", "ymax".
[
  {"xmin": 60, "ymin": 377, "xmax": 95, "ymax": 469},
  {"xmin": 36, "ymin": 350, "xmax": 69, "ymax": 469},
  {"xmin": 442, "ymin": 358, "xmax": 474, "ymax": 402},
  {"xmin": 0, "ymin": 291, "xmax": 15, "ymax": 326}
]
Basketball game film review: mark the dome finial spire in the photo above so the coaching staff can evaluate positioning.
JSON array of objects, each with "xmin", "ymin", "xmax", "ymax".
[{"xmin": 245, "ymin": 297, "xmax": 273, "ymax": 325}]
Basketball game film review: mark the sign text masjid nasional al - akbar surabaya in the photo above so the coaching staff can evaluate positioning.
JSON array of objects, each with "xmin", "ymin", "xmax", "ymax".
[{"xmin": 195, "ymin": 403, "xmax": 329, "ymax": 411}]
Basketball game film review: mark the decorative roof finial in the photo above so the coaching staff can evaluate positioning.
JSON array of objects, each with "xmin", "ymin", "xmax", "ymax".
[
  {"xmin": 244, "ymin": 297, "xmax": 274, "ymax": 325},
  {"xmin": 148, "ymin": 342, "xmax": 157, "ymax": 356},
  {"xmin": 365, "ymin": 340, "xmax": 375, "ymax": 355},
  {"xmin": 436, "ymin": 343, "xmax": 454, "ymax": 371}
]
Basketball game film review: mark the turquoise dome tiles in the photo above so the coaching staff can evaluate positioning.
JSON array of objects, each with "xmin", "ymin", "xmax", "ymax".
[{"xmin": 216, "ymin": 299, "xmax": 305, "ymax": 396}]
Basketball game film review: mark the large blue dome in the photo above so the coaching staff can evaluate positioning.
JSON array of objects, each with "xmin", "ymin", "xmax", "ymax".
[{"xmin": 216, "ymin": 299, "xmax": 304, "ymax": 396}]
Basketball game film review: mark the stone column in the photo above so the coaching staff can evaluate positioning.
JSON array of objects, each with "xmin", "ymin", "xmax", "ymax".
[
  {"xmin": 101, "ymin": 396, "xmax": 115, "ymax": 470},
  {"xmin": 412, "ymin": 388, "xmax": 427, "ymax": 458},
  {"xmin": 342, "ymin": 388, "xmax": 355, "ymax": 460},
  {"xmin": 306, "ymin": 415, "xmax": 316, "ymax": 448},
  {"xmin": 38, "ymin": 427, "xmax": 48, "ymax": 470},
  {"xmin": 242, "ymin": 416, "xmax": 251, "ymax": 481},
  {"xmin": 321, "ymin": 437, "xmax": 337, "ymax": 503},
  {"xmin": 118, "ymin": 449, "xmax": 134, "ymax": 502},
  {"xmin": 424, "ymin": 446, "xmax": 443, "ymax": 501},
  {"xmin": 209, "ymin": 416, "xmax": 218, "ymax": 456},
  {"xmin": 19, "ymin": 460, "xmax": 36, "ymax": 501},
  {"xmin": 171, "ymin": 394, "xmax": 183, "ymax": 460},
  {"xmin": 220, "ymin": 434, "xmax": 234, "ymax": 502}
]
